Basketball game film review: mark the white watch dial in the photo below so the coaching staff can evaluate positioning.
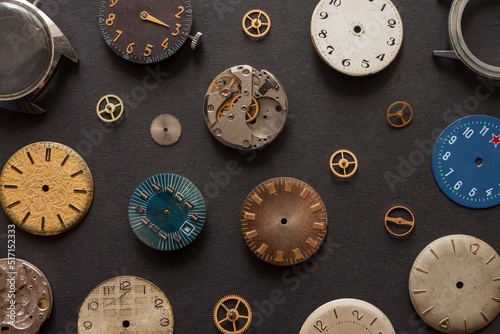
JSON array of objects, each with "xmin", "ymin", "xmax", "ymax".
[
  {"xmin": 409, "ymin": 235, "xmax": 500, "ymax": 333},
  {"xmin": 300, "ymin": 298, "xmax": 395, "ymax": 334},
  {"xmin": 311, "ymin": 0, "xmax": 403, "ymax": 76}
]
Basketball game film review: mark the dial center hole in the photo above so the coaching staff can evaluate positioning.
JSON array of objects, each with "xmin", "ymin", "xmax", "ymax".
[
  {"xmin": 123, "ymin": 320, "xmax": 130, "ymax": 328},
  {"xmin": 475, "ymin": 157, "xmax": 483, "ymax": 166},
  {"xmin": 42, "ymin": 185, "xmax": 49, "ymax": 192},
  {"xmin": 456, "ymin": 281, "xmax": 464, "ymax": 289},
  {"xmin": 281, "ymin": 218, "xmax": 288, "ymax": 225},
  {"xmin": 163, "ymin": 127, "xmax": 169, "ymax": 133},
  {"xmin": 354, "ymin": 25, "xmax": 362, "ymax": 33}
]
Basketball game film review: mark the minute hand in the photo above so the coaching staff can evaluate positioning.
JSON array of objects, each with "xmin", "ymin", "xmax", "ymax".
[{"xmin": 141, "ymin": 11, "xmax": 170, "ymax": 28}]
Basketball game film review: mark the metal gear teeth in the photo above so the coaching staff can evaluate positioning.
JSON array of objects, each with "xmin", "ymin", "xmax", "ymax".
[
  {"xmin": 213, "ymin": 295, "xmax": 252, "ymax": 334},
  {"xmin": 150, "ymin": 114, "xmax": 182, "ymax": 147}
]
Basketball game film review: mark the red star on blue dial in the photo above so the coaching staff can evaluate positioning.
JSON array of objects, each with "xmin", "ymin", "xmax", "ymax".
[{"xmin": 490, "ymin": 134, "xmax": 500, "ymax": 148}]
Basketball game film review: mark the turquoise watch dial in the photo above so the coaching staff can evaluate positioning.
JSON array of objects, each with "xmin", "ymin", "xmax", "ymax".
[{"xmin": 128, "ymin": 174, "xmax": 206, "ymax": 250}]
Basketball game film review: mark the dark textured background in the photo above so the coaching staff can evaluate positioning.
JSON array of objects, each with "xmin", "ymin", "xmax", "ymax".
[{"xmin": 1, "ymin": 0, "xmax": 500, "ymax": 333}]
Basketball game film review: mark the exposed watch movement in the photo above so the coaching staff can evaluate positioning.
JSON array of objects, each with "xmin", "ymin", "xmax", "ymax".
[{"xmin": 204, "ymin": 65, "xmax": 288, "ymax": 150}]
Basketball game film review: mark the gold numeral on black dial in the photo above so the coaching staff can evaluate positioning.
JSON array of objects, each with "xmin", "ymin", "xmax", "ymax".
[
  {"xmin": 161, "ymin": 38, "xmax": 169, "ymax": 50},
  {"xmin": 106, "ymin": 14, "xmax": 115, "ymax": 26},
  {"xmin": 114, "ymin": 30, "xmax": 122, "ymax": 42},
  {"xmin": 127, "ymin": 43, "xmax": 135, "ymax": 54},
  {"xmin": 175, "ymin": 6, "xmax": 184, "ymax": 19},
  {"xmin": 172, "ymin": 23, "xmax": 181, "ymax": 36},
  {"xmin": 144, "ymin": 44, "xmax": 154, "ymax": 57},
  {"xmin": 110, "ymin": 0, "xmax": 118, "ymax": 7}
]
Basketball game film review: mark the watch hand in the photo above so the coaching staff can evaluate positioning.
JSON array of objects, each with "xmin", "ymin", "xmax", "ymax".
[
  {"xmin": 103, "ymin": 291, "xmax": 129, "ymax": 308},
  {"xmin": 141, "ymin": 11, "xmax": 170, "ymax": 28}
]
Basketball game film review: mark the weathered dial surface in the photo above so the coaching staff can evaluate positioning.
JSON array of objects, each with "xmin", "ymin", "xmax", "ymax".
[
  {"xmin": 129, "ymin": 174, "xmax": 206, "ymax": 251},
  {"xmin": 99, "ymin": 0, "xmax": 193, "ymax": 64},
  {"xmin": 78, "ymin": 276, "xmax": 174, "ymax": 333},
  {"xmin": 0, "ymin": 142, "xmax": 94, "ymax": 236},
  {"xmin": 311, "ymin": 0, "xmax": 403, "ymax": 76},
  {"xmin": 409, "ymin": 235, "xmax": 500, "ymax": 333},
  {"xmin": 432, "ymin": 115, "xmax": 500, "ymax": 209},
  {"xmin": 300, "ymin": 298, "xmax": 395, "ymax": 334},
  {"xmin": 240, "ymin": 177, "xmax": 327, "ymax": 266},
  {"xmin": 0, "ymin": 259, "xmax": 53, "ymax": 334}
]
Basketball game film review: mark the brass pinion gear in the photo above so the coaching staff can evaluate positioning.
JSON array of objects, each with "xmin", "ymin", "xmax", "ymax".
[
  {"xmin": 213, "ymin": 295, "xmax": 252, "ymax": 334},
  {"xmin": 216, "ymin": 95, "xmax": 260, "ymax": 123}
]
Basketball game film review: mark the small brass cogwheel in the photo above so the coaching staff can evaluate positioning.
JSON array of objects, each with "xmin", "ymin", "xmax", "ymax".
[{"xmin": 213, "ymin": 295, "xmax": 252, "ymax": 334}]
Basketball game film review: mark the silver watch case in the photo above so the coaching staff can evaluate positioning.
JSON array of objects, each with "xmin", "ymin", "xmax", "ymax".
[
  {"xmin": 434, "ymin": 0, "xmax": 500, "ymax": 80},
  {"xmin": 0, "ymin": 0, "xmax": 78, "ymax": 114}
]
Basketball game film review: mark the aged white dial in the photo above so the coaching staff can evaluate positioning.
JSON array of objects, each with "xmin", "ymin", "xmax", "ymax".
[
  {"xmin": 409, "ymin": 235, "xmax": 500, "ymax": 333},
  {"xmin": 77, "ymin": 276, "xmax": 174, "ymax": 333},
  {"xmin": 299, "ymin": 298, "xmax": 395, "ymax": 334},
  {"xmin": 311, "ymin": 0, "xmax": 403, "ymax": 76}
]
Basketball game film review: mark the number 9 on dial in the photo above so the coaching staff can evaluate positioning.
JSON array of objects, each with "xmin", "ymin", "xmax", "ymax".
[{"xmin": 311, "ymin": 0, "xmax": 403, "ymax": 76}]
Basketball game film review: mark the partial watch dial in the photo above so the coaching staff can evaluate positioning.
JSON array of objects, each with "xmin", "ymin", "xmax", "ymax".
[
  {"xmin": 300, "ymin": 298, "xmax": 395, "ymax": 334},
  {"xmin": 409, "ymin": 235, "xmax": 500, "ymax": 333},
  {"xmin": 99, "ymin": 0, "xmax": 193, "ymax": 63},
  {"xmin": 432, "ymin": 115, "xmax": 500, "ymax": 209},
  {"xmin": 78, "ymin": 276, "xmax": 174, "ymax": 333},
  {"xmin": 311, "ymin": 0, "xmax": 403, "ymax": 76}
]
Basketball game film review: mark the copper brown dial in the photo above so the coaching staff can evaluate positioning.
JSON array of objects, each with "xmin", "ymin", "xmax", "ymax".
[{"xmin": 240, "ymin": 177, "xmax": 328, "ymax": 266}]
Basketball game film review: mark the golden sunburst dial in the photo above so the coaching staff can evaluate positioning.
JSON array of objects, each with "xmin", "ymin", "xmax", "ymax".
[{"xmin": 0, "ymin": 142, "xmax": 94, "ymax": 236}]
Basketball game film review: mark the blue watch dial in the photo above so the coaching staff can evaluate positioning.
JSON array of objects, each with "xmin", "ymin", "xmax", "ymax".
[{"xmin": 432, "ymin": 115, "xmax": 500, "ymax": 209}]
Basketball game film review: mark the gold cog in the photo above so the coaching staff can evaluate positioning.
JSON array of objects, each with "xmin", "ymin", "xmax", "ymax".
[
  {"xmin": 210, "ymin": 74, "xmax": 242, "ymax": 94},
  {"xmin": 216, "ymin": 95, "xmax": 260, "ymax": 123},
  {"xmin": 213, "ymin": 295, "xmax": 252, "ymax": 334}
]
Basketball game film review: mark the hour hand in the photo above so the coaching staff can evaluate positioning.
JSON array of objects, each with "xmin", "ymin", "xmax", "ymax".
[{"xmin": 140, "ymin": 11, "xmax": 170, "ymax": 28}]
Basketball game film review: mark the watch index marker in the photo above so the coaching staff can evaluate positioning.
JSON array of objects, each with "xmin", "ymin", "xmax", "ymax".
[
  {"xmin": 413, "ymin": 289, "xmax": 427, "ymax": 294},
  {"xmin": 486, "ymin": 255, "xmax": 496, "ymax": 265},
  {"xmin": 7, "ymin": 200, "xmax": 21, "ymax": 208},
  {"xmin": 41, "ymin": 216, "xmax": 45, "ymax": 230},
  {"xmin": 422, "ymin": 306, "xmax": 434, "ymax": 314},
  {"xmin": 71, "ymin": 170, "xmax": 84, "ymax": 178},
  {"xmin": 69, "ymin": 203, "xmax": 82, "ymax": 213},
  {"xmin": 27, "ymin": 151, "xmax": 35, "ymax": 164},
  {"xmin": 430, "ymin": 249, "xmax": 440, "ymax": 260},
  {"xmin": 11, "ymin": 165, "xmax": 23, "ymax": 174},
  {"xmin": 3, "ymin": 185, "xmax": 18, "ymax": 189},
  {"xmin": 481, "ymin": 312, "xmax": 489, "ymax": 322},
  {"xmin": 57, "ymin": 214, "xmax": 65, "ymax": 227},
  {"xmin": 416, "ymin": 267, "xmax": 429, "ymax": 274},
  {"xmin": 45, "ymin": 148, "xmax": 51, "ymax": 161},
  {"xmin": 21, "ymin": 212, "xmax": 31, "ymax": 225},
  {"xmin": 61, "ymin": 154, "xmax": 70, "ymax": 166}
]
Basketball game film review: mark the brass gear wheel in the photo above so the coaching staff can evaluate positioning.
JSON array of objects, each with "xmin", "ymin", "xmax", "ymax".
[
  {"xmin": 210, "ymin": 74, "xmax": 241, "ymax": 95},
  {"xmin": 216, "ymin": 95, "xmax": 260, "ymax": 123},
  {"xmin": 213, "ymin": 295, "xmax": 252, "ymax": 334}
]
